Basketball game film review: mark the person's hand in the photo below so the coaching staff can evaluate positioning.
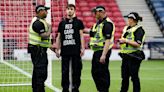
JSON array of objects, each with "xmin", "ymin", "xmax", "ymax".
[
  {"xmin": 80, "ymin": 49, "xmax": 85, "ymax": 56},
  {"xmin": 47, "ymin": 23, "xmax": 52, "ymax": 31},
  {"xmin": 50, "ymin": 47, "xmax": 55, "ymax": 52},
  {"xmin": 99, "ymin": 55, "xmax": 106, "ymax": 64},
  {"xmin": 118, "ymin": 38, "xmax": 127, "ymax": 44},
  {"xmin": 50, "ymin": 44, "xmax": 57, "ymax": 52},
  {"xmin": 55, "ymin": 49, "xmax": 60, "ymax": 58}
]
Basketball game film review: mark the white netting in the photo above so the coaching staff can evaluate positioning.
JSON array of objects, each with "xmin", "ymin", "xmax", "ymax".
[
  {"xmin": 0, "ymin": 0, "xmax": 67, "ymax": 92},
  {"xmin": 51, "ymin": 0, "xmax": 67, "ymax": 41},
  {"xmin": 0, "ymin": 0, "xmax": 34, "ymax": 92}
]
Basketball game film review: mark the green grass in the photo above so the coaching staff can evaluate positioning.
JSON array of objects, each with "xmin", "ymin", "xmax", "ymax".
[
  {"xmin": 52, "ymin": 60, "xmax": 164, "ymax": 92},
  {"xmin": 0, "ymin": 60, "xmax": 164, "ymax": 92}
]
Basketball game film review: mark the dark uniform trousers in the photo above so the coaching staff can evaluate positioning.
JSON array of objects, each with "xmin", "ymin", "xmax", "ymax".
[
  {"xmin": 120, "ymin": 56, "xmax": 142, "ymax": 92},
  {"xmin": 29, "ymin": 45, "xmax": 48, "ymax": 92},
  {"xmin": 61, "ymin": 55, "xmax": 82, "ymax": 92},
  {"xmin": 91, "ymin": 49, "xmax": 111, "ymax": 92}
]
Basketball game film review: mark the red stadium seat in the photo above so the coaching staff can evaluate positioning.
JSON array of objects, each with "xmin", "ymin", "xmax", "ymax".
[
  {"xmin": 88, "ymin": 2, "xmax": 97, "ymax": 7},
  {"xmin": 80, "ymin": 7, "xmax": 90, "ymax": 11},
  {"xmin": 86, "ymin": 22, "xmax": 95, "ymax": 28},
  {"xmin": 76, "ymin": 11, "xmax": 82, "ymax": 17},
  {"xmin": 84, "ymin": 16, "xmax": 95, "ymax": 22},
  {"xmin": 79, "ymin": 2, "xmax": 88, "ymax": 7},
  {"xmin": 82, "ymin": 11, "xmax": 92, "ymax": 17}
]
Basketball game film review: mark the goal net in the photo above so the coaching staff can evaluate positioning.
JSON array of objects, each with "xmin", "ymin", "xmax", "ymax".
[{"xmin": 0, "ymin": 0, "xmax": 67, "ymax": 92}]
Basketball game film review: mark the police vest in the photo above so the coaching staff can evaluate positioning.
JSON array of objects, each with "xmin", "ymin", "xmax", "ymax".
[
  {"xmin": 89, "ymin": 18, "xmax": 115, "ymax": 51},
  {"xmin": 29, "ymin": 17, "xmax": 51, "ymax": 47},
  {"xmin": 120, "ymin": 25, "xmax": 145, "ymax": 53}
]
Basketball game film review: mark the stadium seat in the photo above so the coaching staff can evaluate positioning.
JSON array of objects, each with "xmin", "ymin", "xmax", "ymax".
[
  {"xmin": 86, "ymin": 22, "xmax": 95, "ymax": 28},
  {"xmin": 146, "ymin": 0, "xmax": 164, "ymax": 35},
  {"xmin": 88, "ymin": 2, "xmax": 97, "ymax": 7},
  {"xmin": 78, "ymin": 2, "xmax": 88, "ymax": 7},
  {"xmin": 82, "ymin": 12, "xmax": 92, "ymax": 17},
  {"xmin": 83, "ymin": 17, "xmax": 94, "ymax": 22},
  {"xmin": 80, "ymin": 7, "xmax": 90, "ymax": 11},
  {"xmin": 76, "ymin": 11, "xmax": 82, "ymax": 17}
]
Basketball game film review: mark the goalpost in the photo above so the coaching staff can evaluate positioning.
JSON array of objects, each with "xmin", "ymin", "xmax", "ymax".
[
  {"xmin": 0, "ymin": 0, "xmax": 68, "ymax": 92},
  {"xmin": 0, "ymin": 30, "xmax": 3, "ymax": 63}
]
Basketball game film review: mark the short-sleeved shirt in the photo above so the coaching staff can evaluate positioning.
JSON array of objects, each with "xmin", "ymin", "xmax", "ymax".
[
  {"xmin": 32, "ymin": 17, "xmax": 46, "ymax": 34},
  {"xmin": 90, "ymin": 17, "xmax": 114, "ymax": 39},
  {"xmin": 123, "ymin": 26, "xmax": 145, "ymax": 45},
  {"xmin": 58, "ymin": 17, "xmax": 84, "ymax": 55}
]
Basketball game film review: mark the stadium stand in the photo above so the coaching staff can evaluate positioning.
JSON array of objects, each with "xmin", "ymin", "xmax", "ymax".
[
  {"xmin": 0, "ymin": 0, "xmax": 125, "ymax": 59},
  {"xmin": 148, "ymin": 37, "xmax": 164, "ymax": 59},
  {"xmin": 0, "ymin": 1, "xmax": 35, "ymax": 59},
  {"xmin": 116, "ymin": 0, "xmax": 163, "ymax": 41},
  {"xmin": 0, "ymin": 0, "xmax": 68, "ymax": 59},
  {"xmin": 51, "ymin": 0, "xmax": 67, "ymax": 41},
  {"xmin": 76, "ymin": 0, "xmax": 126, "ymax": 49},
  {"xmin": 145, "ymin": 0, "xmax": 164, "ymax": 36}
]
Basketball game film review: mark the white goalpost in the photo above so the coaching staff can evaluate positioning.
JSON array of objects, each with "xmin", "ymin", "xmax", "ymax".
[
  {"xmin": 0, "ymin": 0, "xmax": 69, "ymax": 92},
  {"xmin": 0, "ymin": 30, "xmax": 3, "ymax": 62}
]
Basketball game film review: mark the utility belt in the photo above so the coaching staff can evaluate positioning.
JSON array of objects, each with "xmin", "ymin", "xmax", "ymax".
[
  {"xmin": 90, "ymin": 44, "xmax": 104, "ymax": 51},
  {"xmin": 28, "ymin": 44, "xmax": 47, "ymax": 53},
  {"xmin": 119, "ymin": 50, "xmax": 145, "ymax": 61}
]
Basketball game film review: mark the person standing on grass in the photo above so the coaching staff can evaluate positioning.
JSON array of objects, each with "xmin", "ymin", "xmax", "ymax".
[
  {"xmin": 27, "ymin": 5, "xmax": 55, "ymax": 92},
  {"xmin": 118, "ymin": 12, "xmax": 145, "ymax": 92},
  {"xmin": 54, "ymin": 4, "xmax": 85, "ymax": 92},
  {"xmin": 89, "ymin": 5, "xmax": 115, "ymax": 92}
]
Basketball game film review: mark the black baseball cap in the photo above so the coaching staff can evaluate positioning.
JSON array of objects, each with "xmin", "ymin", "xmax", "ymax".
[
  {"xmin": 35, "ymin": 5, "xmax": 50, "ymax": 13},
  {"xmin": 91, "ymin": 5, "xmax": 105, "ymax": 12},
  {"xmin": 124, "ymin": 12, "xmax": 142, "ymax": 21}
]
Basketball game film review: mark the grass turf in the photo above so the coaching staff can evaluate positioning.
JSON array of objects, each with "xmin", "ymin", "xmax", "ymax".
[{"xmin": 0, "ymin": 60, "xmax": 164, "ymax": 92}]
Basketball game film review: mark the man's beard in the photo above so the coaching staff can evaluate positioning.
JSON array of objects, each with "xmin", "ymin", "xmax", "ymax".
[
  {"xmin": 43, "ymin": 15, "xmax": 47, "ymax": 18},
  {"xmin": 68, "ymin": 12, "xmax": 74, "ymax": 17}
]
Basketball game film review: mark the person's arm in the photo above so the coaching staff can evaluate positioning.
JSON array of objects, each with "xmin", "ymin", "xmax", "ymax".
[
  {"xmin": 54, "ymin": 21, "xmax": 63, "ymax": 58},
  {"xmin": 78, "ymin": 19, "xmax": 85, "ymax": 56},
  {"xmin": 80, "ymin": 29, "xmax": 85, "ymax": 56},
  {"xmin": 119, "ymin": 38, "xmax": 140, "ymax": 47},
  {"xmin": 100, "ymin": 39, "xmax": 111, "ymax": 64},
  {"xmin": 40, "ymin": 23, "xmax": 51, "ymax": 39},
  {"xmin": 55, "ymin": 33, "xmax": 61, "ymax": 58},
  {"xmin": 32, "ymin": 20, "xmax": 51, "ymax": 39},
  {"xmin": 100, "ymin": 22, "xmax": 114, "ymax": 64},
  {"xmin": 56, "ymin": 33, "xmax": 61, "ymax": 49},
  {"xmin": 119, "ymin": 27, "xmax": 145, "ymax": 48}
]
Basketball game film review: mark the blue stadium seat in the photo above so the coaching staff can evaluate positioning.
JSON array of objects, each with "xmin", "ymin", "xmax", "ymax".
[{"xmin": 146, "ymin": 0, "xmax": 164, "ymax": 35}]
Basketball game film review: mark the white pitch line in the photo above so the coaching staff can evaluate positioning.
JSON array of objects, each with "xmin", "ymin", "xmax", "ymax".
[
  {"xmin": 0, "ymin": 60, "xmax": 61, "ymax": 92},
  {"xmin": 53, "ymin": 77, "xmax": 164, "ymax": 80},
  {"xmin": 80, "ymin": 67, "xmax": 164, "ymax": 70}
]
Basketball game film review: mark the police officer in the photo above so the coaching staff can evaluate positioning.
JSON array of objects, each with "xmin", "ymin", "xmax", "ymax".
[
  {"xmin": 89, "ymin": 5, "xmax": 115, "ymax": 92},
  {"xmin": 118, "ymin": 12, "xmax": 145, "ymax": 92},
  {"xmin": 28, "ymin": 5, "xmax": 53, "ymax": 92},
  {"xmin": 55, "ymin": 4, "xmax": 85, "ymax": 92}
]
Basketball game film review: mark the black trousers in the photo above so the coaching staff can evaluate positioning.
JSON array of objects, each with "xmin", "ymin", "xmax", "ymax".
[
  {"xmin": 61, "ymin": 55, "xmax": 82, "ymax": 92},
  {"xmin": 120, "ymin": 56, "xmax": 142, "ymax": 92},
  {"xmin": 91, "ymin": 49, "xmax": 111, "ymax": 92},
  {"xmin": 29, "ymin": 45, "xmax": 48, "ymax": 92}
]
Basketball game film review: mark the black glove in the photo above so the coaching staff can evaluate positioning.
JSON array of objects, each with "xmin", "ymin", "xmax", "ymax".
[{"xmin": 90, "ymin": 31, "xmax": 96, "ymax": 37}]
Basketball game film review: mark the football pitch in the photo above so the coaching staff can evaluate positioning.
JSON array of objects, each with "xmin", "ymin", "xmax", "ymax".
[
  {"xmin": 52, "ymin": 60, "xmax": 164, "ymax": 92},
  {"xmin": 0, "ymin": 60, "xmax": 164, "ymax": 92}
]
